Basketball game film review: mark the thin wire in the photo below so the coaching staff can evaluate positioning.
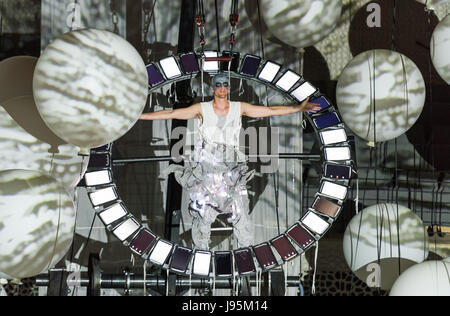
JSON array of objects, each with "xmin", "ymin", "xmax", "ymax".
[
  {"xmin": 214, "ymin": 0, "xmax": 221, "ymax": 52},
  {"xmin": 69, "ymin": 0, "xmax": 79, "ymax": 32}
]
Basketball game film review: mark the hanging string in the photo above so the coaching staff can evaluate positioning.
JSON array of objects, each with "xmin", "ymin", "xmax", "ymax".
[
  {"xmin": 311, "ymin": 242, "xmax": 319, "ymax": 295},
  {"xmin": 214, "ymin": 0, "xmax": 221, "ymax": 52},
  {"xmin": 69, "ymin": 0, "xmax": 79, "ymax": 32},
  {"xmin": 45, "ymin": 189, "xmax": 63, "ymax": 272},
  {"xmin": 110, "ymin": 0, "xmax": 120, "ymax": 34},
  {"xmin": 143, "ymin": 260, "xmax": 148, "ymax": 296},
  {"xmin": 188, "ymin": 271, "xmax": 193, "ymax": 297},
  {"xmin": 165, "ymin": 270, "xmax": 170, "ymax": 296},
  {"xmin": 229, "ymin": 0, "xmax": 239, "ymax": 52}
]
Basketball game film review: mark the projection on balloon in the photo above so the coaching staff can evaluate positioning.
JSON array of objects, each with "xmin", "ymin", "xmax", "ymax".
[
  {"xmin": 390, "ymin": 261, "xmax": 450, "ymax": 297},
  {"xmin": 431, "ymin": 15, "xmax": 450, "ymax": 85},
  {"xmin": 336, "ymin": 50, "xmax": 426, "ymax": 143},
  {"xmin": 343, "ymin": 204, "xmax": 429, "ymax": 290},
  {"xmin": 0, "ymin": 170, "xmax": 76, "ymax": 279},
  {"xmin": 33, "ymin": 28, "xmax": 149, "ymax": 149},
  {"xmin": 0, "ymin": 106, "xmax": 88, "ymax": 190},
  {"xmin": 260, "ymin": 0, "xmax": 342, "ymax": 48}
]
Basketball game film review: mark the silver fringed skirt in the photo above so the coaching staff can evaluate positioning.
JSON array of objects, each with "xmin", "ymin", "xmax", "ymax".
[{"xmin": 164, "ymin": 139, "xmax": 255, "ymax": 249}]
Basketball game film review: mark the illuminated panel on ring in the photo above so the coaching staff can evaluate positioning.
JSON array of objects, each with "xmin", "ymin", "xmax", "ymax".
[
  {"xmin": 324, "ymin": 147, "xmax": 351, "ymax": 161},
  {"xmin": 84, "ymin": 170, "xmax": 112, "ymax": 187},
  {"xmin": 234, "ymin": 248, "xmax": 256, "ymax": 275},
  {"xmin": 320, "ymin": 181, "xmax": 348, "ymax": 201},
  {"xmin": 320, "ymin": 129, "xmax": 348, "ymax": 146},
  {"xmin": 291, "ymin": 81, "xmax": 318, "ymax": 102},
  {"xmin": 203, "ymin": 51, "xmax": 219, "ymax": 72},
  {"xmin": 130, "ymin": 229, "xmax": 156, "ymax": 256},
  {"xmin": 159, "ymin": 56, "xmax": 182, "ymax": 79},
  {"xmin": 258, "ymin": 61, "xmax": 281, "ymax": 83},
  {"xmin": 192, "ymin": 251, "xmax": 212, "ymax": 277},
  {"xmin": 312, "ymin": 197, "xmax": 342, "ymax": 218},
  {"xmin": 301, "ymin": 212, "xmax": 330, "ymax": 236},
  {"xmin": 271, "ymin": 235, "xmax": 297, "ymax": 261},
  {"xmin": 149, "ymin": 240, "xmax": 173, "ymax": 266},
  {"xmin": 99, "ymin": 203, "xmax": 128, "ymax": 225},
  {"xmin": 275, "ymin": 70, "xmax": 301, "ymax": 92},
  {"xmin": 112, "ymin": 218, "xmax": 141, "ymax": 242},
  {"xmin": 286, "ymin": 224, "xmax": 315, "ymax": 250},
  {"xmin": 89, "ymin": 186, "xmax": 118, "ymax": 207}
]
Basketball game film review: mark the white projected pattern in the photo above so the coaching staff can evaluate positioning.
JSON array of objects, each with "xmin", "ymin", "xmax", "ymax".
[
  {"xmin": 0, "ymin": 107, "xmax": 88, "ymax": 190},
  {"xmin": 0, "ymin": 170, "xmax": 76, "ymax": 279},
  {"xmin": 33, "ymin": 28, "xmax": 148, "ymax": 149},
  {"xmin": 390, "ymin": 261, "xmax": 450, "ymax": 296},
  {"xmin": 260, "ymin": 0, "xmax": 342, "ymax": 48},
  {"xmin": 343, "ymin": 203, "xmax": 429, "ymax": 290},
  {"xmin": 336, "ymin": 50, "xmax": 426, "ymax": 143},
  {"xmin": 431, "ymin": 15, "xmax": 450, "ymax": 85}
]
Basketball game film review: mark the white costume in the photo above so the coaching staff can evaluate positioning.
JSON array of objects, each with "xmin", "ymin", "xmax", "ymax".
[{"xmin": 166, "ymin": 101, "xmax": 255, "ymax": 250}]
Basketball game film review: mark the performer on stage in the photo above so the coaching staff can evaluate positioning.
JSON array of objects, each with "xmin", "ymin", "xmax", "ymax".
[{"xmin": 140, "ymin": 73, "xmax": 321, "ymax": 250}]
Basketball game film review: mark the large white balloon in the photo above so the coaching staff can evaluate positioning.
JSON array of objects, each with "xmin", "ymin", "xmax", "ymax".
[
  {"xmin": 390, "ymin": 261, "xmax": 450, "ymax": 296},
  {"xmin": 336, "ymin": 50, "xmax": 426, "ymax": 143},
  {"xmin": 260, "ymin": 0, "xmax": 342, "ymax": 48},
  {"xmin": 0, "ymin": 170, "xmax": 76, "ymax": 279},
  {"xmin": 343, "ymin": 204, "xmax": 429, "ymax": 290},
  {"xmin": 33, "ymin": 28, "xmax": 149, "ymax": 149},
  {"xmin": 0, "ymin": 56, "xmax": 37, "ymax": 105},
  {"xmin": 0, "ymin": 106, "xmax": 88, "ymax": 190},
  {"xmin": 431, "ymin": 15, "xmax": 450, "ymax": 85}
]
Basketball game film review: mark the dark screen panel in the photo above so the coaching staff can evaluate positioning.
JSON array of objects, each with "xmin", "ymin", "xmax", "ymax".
[
  {"xmin": 240, "ymin": 55, "xmax": 261, "ymax": 77},
  {"xmin": 88, "ymin": 154, "xmax": 110, "ymax": 169},
  {"xmin": 287, "ymin": 224, "xmax": 315, "ymax": 250},
  {"xmin": 253, "ymin": 244, "xmax": 277, "ymax": 271},
  {"xmin": 130, "ymin": 229, "xmax": 156, "ymax": 256},
  {"xmin": 146, "ymin": 64, "xmax": 165, "ymax": 87},
  {"xmin": 313, "ymin": 112, "xmax": 341, "ymax": 130},
  {"xmin": 234, "ymin": 248, "xmax": 256, "ymax": 275},
  {"xmin": 270, "ymin": 235, "xmax": 297, "ymax": 261},
  {"xmin": 324, "ymin": 164, "xmax": 352, "ymax": 180},
  {"xmin": 215, "ymin": 252, "xmax": 233, "ymax": 277},
  {"xmin": 220, "ymin": 51, "xmax": 240, "ymax": 72},
  {"xmin": 170, "ymin": 247, "xmax": 193, "ymax": 273},
  {"xmin": 180, "ymin": 53, "xmax": 200, "ymax": 74},
  {"xmin": 309, "ymin": 96, "xmax": 331, "ymax": 112}
]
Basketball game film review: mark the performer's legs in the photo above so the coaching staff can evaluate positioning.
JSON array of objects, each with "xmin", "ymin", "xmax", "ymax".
[
  {"xmin": 229, "ymin": 193, "xmax": 254, "ymax": 248},
  {"xmin": 190, "ymin": 202, "xmax": 219, "ymax": 251}
]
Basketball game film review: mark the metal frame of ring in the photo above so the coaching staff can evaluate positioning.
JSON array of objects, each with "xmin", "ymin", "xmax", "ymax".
[{"xmin": 83, "ymin": 51, "xmax": 357, "ymax": 279}]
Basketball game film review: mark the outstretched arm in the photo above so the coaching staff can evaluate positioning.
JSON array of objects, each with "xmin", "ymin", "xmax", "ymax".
[
  {"xmin": 241, "ymin": 98, "xmax": 321, "ymax": 119},
  {"xmin": 139, "ymin": 103, "xmax": 202, "ymax": 121}
]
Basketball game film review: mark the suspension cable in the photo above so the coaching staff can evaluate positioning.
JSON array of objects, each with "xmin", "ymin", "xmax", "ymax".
[
  {"xmin": 196, "ymin": 0, "xmax": 206, "ymax": 54},
  {"xmin": 110, "ymin": 0, "xmax": 119, "ymax": 34},
  {"xmin": 229, "ymin": 0, "xmax": 239, "ymax": 52}
]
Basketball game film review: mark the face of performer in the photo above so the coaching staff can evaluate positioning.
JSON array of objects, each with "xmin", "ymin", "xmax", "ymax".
[{"xmin": 212, "ymin": 75, "xmax": 230, "ymax": 100}]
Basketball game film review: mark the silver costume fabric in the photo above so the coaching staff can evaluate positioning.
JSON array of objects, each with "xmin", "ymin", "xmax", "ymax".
[{"xmin": 165, "ymin": 138, "xmax": 255, "ymax": 250}]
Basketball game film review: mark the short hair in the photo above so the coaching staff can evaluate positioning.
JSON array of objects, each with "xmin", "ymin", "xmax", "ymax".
[{"xmin": 212, "ymin": 73, "xmax": 229, "ymax": 86}]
